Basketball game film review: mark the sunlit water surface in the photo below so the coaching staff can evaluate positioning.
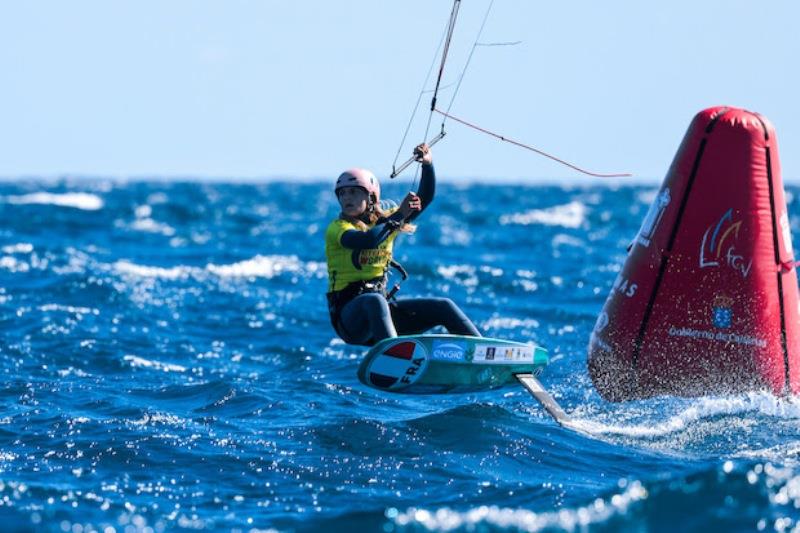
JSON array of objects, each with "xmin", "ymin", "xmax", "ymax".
[{"xmin": 1, "ymin": 180, "xmax": 800, "ymax": 532}]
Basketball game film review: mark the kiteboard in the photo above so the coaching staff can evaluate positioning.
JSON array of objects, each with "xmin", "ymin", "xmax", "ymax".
[
  {"xmin": 357, "ymin": 334, "xmax": 576, "ymax": 429},
  {"xmin": 357, "ymin": 334, "xmax": 548, "ymax": 394}
]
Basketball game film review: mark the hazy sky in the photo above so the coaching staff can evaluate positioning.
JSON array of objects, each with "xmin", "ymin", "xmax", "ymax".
[{"xmin": 2, "ymin": 1, "xmax": 798, "ymax": 183}]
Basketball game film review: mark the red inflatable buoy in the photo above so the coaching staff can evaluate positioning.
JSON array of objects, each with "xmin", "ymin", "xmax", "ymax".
[{"xmin": 588, "ymin": 106, "xmax": 800, "ymax": 401}]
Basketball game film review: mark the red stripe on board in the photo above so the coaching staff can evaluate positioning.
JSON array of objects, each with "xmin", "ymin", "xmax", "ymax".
[{"xmin": 383, "ymin": 341, "xmax": 416, "ymax": 360}]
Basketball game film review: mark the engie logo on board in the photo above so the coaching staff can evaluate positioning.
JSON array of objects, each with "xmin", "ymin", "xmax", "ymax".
[{"xmin": 432, "ymin": 340, "xmax": 466, "ymax": 362}]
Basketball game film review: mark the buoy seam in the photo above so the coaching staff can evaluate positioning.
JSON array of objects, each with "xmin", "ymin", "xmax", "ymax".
[
  {"xmin": 753, "ymin": 113, "xmax": 770, "ymax": 142},
  {"xmin": 633, "ymin": 109, "xmax": 732, "ymax": 371},
  {"xmin": 764, "ymin": 143, "xmax": 790, "ymax": 392},
  {"xmin": 631, "ymin": 134, "xmax": 710, "ymax": 370}
]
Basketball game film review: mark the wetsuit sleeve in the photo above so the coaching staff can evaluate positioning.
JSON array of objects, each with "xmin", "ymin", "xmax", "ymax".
[
  {"xmin": 415, "ymin": 162, "xmax": 436, "ymax": 213},
  {"xmin": 340, "ymin": 222, "xmax": 396, "ymax": 249},
  {"xmin": 386, "ymin": 162, "xmax": 436, "ymax": 225}
]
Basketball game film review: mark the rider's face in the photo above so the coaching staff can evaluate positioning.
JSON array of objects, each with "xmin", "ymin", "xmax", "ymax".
[{"xmin": 337, "ymin": 187, "xmax": 369, "ymax": 217}]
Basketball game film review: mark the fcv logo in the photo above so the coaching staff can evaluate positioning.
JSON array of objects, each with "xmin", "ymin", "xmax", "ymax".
[{"xmin": 699, "ymin": 208, "xmax": 753, "ymax": 278}]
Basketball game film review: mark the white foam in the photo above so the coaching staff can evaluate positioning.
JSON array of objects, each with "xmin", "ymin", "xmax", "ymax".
[
  {"xmin": 5, "ymin": 192, "xmax": 103, "ymax": 210},
  {"xmin": 131, "ymin": 218, "xmax": 176, "ymax": 236},
  {"xmin": 57, "ymin": 367, "xmax": 90, "ymax": 378},
  {"xmin": 2, "ymin": 243, "xmax": 33, "ymax": 254},
  {"xmin": 0, "ymin": 256, "xmax": 29, "ymax": 273},
  {"xmin": 129, "ymin": 412, "xmax": 186, "ymax": 427},
  {"xmin": 500, "ymin": 201, "xmax": 586, "ymax": 228},
  {"xmin": 123, "ymin": 354, "xmax": 186, "ymax": 373},
  {"xmin": 570, "ymin": 392, "xmax": 800, "ymax": 438},
  {"xmin": 513, "ymin": 279, "xmax": 539, "ymax": 292},
  {"xmin": 206, "ymin": 254, "xmax": 324, "ymax": 278},
  {"xmin": 483, "ymin": 317, "xmax": 541, "ymax": 330},
  {"xmin": 552, "ymin": 234, "xmax": 585, "ymax": 248},
  {"xmin": 735, "ymin": 442, "xmax": 800, "ymax": 464},
  {"xmin": 437, "ymin": 264, "xmax": 478, "ymax": 288},
  {"xmin": 113, "ymin": 255, "xmax": 325, "ymax": 281},
  {"xmin": 391, "ymin": 481, "xmax": 647, "ymax": 532},
  {"xmin": 134, "ymin": 204, "xmax": 152, "ymax": 218},
  {"xmin": 114, "ymin": 260, "xmax": 194, "ymax": 280}
]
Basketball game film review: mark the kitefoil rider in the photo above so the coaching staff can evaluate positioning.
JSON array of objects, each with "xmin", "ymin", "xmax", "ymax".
[{"xmin": 325, "ymin": 143, "xmax": 481, "ymax": 346}]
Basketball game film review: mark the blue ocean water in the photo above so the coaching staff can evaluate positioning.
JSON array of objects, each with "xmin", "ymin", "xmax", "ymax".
[{"xmin": 2, "ymin": 179, "xmax": 800, "ymax": 532}]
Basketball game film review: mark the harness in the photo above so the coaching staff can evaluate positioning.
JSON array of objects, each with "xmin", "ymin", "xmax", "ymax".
[{"xmin": 327, "ymin": 260, "xmax": 408, "ymax": 339}]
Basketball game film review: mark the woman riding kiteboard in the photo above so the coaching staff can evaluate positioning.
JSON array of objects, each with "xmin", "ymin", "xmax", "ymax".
[{"xmin": 325, "ymin": 143, "xmax": 481, "ymax": 346}]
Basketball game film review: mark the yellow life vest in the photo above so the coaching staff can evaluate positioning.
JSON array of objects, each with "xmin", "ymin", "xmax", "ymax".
[{"xmin": 325, "ymin": 215, "xmax": 400, "ymax": 292}]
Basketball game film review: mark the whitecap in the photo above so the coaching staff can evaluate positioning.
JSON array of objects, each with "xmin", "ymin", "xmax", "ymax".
[
  {"xmin": 437, "ymin": 264, "xmax": 478, "ymax": 287},
  {"xmin": 57, "ymin": 367, "xmax": 90, "ymax": 378},
  {"xmin": 552, "ymin": 234, "xmax": 585, "ymax": 248},
  {"xmin": 131, "ymin": 218, "xmax": 176, "ymax": 236},
  {"xmin": 499, "ymin": 201, "xmax": 586, "ymax": 228},
  {"xmin": 114, "ymin": 260, "xmax": 195, "ymax": 280},
  {"xmin": 123, "ymin": 354, "xmax": 187, "ymax": 373},
  {"xmin": 4, "ymin": 192, "xmax": 103, "ymax": 210},
  {"xmin": 513, "ymin": 279, "xmax": 539, "ymax": 292},
  {"xmin": 570, "ymin": 392, "xmax": 800, "ymax": 439},
  {"xmin": 479, "ymin": 265, "xmax": 503, "ymax": 277},
  {"xmin": 734, "ymin": 442, "xmax": 800, "ymax": 464},
  {"xmin": 2, "ymin": 243, "xmax": 33, "ymax": 254},
  {"xmin": 0, "ymin": 256, "xmax": 29, "ymax": 273},
  {"xmin": 112, "ymin": 255, "xmax": 325, "ymax": 281},
  {"xmin": 134, "ymin": 204, "xmax": 152, "ymax": 218},
  {"xmin": 206, "ymin": 254, "xmax": 324, "ymax": 279},
  {"xmin": 129, "ymin": 412, "xmax": 186, "ymax": 427},
  {"xmin": 483, "ymin": 317, "xmax": 541, "ymax": 330},
  {"xmin": 391, "ymin": 480, "xmax": 647, "ymax": 532}
]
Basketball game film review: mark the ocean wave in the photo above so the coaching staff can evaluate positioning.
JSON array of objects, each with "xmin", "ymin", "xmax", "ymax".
[
  {"xmin": 390, "ymin": 480, "xmax": 647, "ymax": 532},
  {"xmin": 483, "ymin": 317, "xmax": 541, "ymax": 330},
  {"xmin": 0, "ymin": 256, "xmax": 30, "ymax": 273},
  {"xmin": 570, "ymin": 392, "xmax": 800, "ymax": 439},
  {"xmin": 111, "ymin": 255, "xmax": 326, "ymax": 284},
  {"xmin": 130, "ymin": 218, "xmax": 176, "ymax": 236},
  {"xmin": 1, "ymin": 243, "xmax": 33, "ymax": 254},
  {"xmin": 206, "ymin": 254, "xmax": 324, "ymax": 279},
  {"xmin": 437, "ymin": 264, "xmax": 478, "ymax": 287},
  {"xmin": 123, "ymin": 354, "xmax": 187, "ymax": 373},
  {"xmin": 128, "ymin": 412, "xmax": 188, "ymax": 427},
  {"xmin": 3, "ymin": 192, "xmax": 104, "ymax": 210},
  {"xmin": 499, "ymin": 201, "xmax": 586, "ymax": 228},
  {"xmin": 39, "ymin": 303, "xmax": 99, "ymax": 315},
  {"xmin": 552, "ymin": 233, "xmax": 585, "ymax": 248},
  {"xmin": 0, "ymin": 247, "xmax": 51, "ymax": 274},
  {"xmin": 3, "ymin": 181, "xmax": 800, "ymax": 531},
  {"xmin": 0, "ymin": 452, "xmax": 18, "ymax": 462},
  {"xmin": 114, "ymin": 260, "xmax": 194, "ymax": 280},
  {"xmin": 437, "ymin": 215, "xmax": 473, "ymax": 247}
]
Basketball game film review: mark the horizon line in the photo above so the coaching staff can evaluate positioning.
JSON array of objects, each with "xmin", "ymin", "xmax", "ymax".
[{"xmin": 2, "ymin": 174, "xmax": 799, "ymax": 186}]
